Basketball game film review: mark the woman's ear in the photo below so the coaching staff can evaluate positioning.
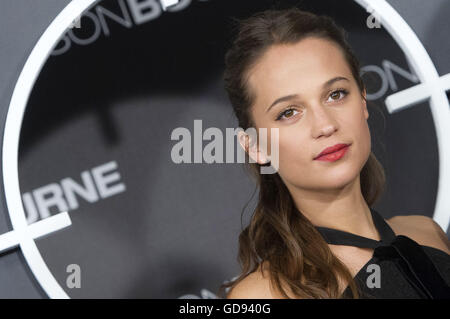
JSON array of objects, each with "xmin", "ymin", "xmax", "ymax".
[{"xmin": 237, "ymin": 130, "xmax": 270, "ymax": 165}]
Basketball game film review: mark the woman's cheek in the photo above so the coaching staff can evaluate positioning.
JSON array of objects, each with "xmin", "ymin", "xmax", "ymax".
[
  {"xmin": 278, "ymin": 141, "xmax": 305, "ymax": 173},
  {"xmin": 357, "ymin": 121, "xmax": 372, "ymax": 164}
]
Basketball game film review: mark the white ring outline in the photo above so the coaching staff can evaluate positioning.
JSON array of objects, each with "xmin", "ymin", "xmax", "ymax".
[
  {"xmin": 1, "ymin": 0, "xmax": 449, "ymax": 299},
  {"xmin": 356, "ymin": 0, "xmax": 450, "ymax": 231},
  {"xmin": 2, "ymin": 0, "xmax": 99, "ymax": 299}
]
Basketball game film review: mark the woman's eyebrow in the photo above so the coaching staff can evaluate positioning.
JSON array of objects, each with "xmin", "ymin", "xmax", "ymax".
[{"xmin": 265, "ymin": 76, "xmax": 350, "ymax": 113}]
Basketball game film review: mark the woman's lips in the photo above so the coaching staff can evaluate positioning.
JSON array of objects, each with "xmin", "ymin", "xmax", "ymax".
[{"xmin": 314, "ymin": 144, "xmax": 350, "ymax": 162}]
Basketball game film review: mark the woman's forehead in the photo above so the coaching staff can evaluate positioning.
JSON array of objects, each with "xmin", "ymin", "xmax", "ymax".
[{"xmin": 247, "ymin": 38, "xmax": 352, "ymax": 106}]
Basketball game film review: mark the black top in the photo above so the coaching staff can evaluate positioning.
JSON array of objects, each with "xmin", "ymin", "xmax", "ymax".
[{"xmin": 313, "ymin": 208, "xmax": 450, "ymax": 299}]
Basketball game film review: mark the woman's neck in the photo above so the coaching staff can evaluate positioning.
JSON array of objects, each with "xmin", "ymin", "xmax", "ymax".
[{"xmin": 290, "ymin": 177, "xmax": 380, "ymax": 240}]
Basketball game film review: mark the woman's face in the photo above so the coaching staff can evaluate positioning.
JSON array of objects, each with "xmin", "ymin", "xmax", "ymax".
[{"xmin": 243, "ymin": 36, "xmax": 371, "ymax": 191}]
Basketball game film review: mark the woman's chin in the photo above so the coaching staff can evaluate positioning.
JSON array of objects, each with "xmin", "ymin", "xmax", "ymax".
[{"xmin": 315, "ymin": 169, "xmax": 360, "ymax": 190}]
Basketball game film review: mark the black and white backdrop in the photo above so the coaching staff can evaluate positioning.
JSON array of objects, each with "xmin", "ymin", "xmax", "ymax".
[{"xmin": 0, "ymin": 0, "xmax": 449, "ymax": 298}]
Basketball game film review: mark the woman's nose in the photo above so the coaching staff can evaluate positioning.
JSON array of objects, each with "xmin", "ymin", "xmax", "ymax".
[{"xmin": 310, "ymin": 104, "xmax": 338, "ymax": 138}]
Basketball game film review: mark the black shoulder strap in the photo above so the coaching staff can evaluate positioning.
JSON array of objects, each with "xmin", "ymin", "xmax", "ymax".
[
  {"xmin": 314, "ymin": 208, "xmax": 396, "ymax": 249},
  {"xmin": 311, "ymin": 207, "xmax": 450, "ymax": 299}
]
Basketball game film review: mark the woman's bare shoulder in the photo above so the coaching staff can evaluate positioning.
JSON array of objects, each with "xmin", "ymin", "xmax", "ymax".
[
  {"xmin": 226, "ymin": 263, "xmax": 297, "ymax": 299},
  {"xmin": 388, "ymin": 214, "xmax": 450, "ymax": 254}
]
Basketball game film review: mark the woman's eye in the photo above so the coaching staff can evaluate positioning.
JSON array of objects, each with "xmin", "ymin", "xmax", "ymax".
[
  {"xmin": 326, "ymin": 89, "xmax": 348, "ymax": 102},
  {"xmin": 276, "ymin": 108, "xmax": 299, "ymax": 121}
]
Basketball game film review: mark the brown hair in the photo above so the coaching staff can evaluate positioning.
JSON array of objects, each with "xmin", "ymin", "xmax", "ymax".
[{"xmin": 218, "ymin": 7, "xmax": 386, "ymax": 298}]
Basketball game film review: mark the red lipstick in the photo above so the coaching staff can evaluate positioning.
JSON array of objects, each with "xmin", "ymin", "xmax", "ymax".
[{"xmin": 314, "ymin": 143, "xmax": 351, "ymax": 161}]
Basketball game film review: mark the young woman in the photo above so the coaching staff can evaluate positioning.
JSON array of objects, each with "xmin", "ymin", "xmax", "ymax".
[{"xmin": 220, "ymin": 7, "xmax": 450, "ymax": 299}]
